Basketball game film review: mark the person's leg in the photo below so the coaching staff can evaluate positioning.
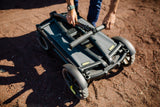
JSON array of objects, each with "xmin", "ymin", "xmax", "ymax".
[
  {"xmin": 74, "ymin": 0, "xmax": 79, "ymax": 13},
  {"xmin": 87, "ymin": 0, "xmax": 102, "ymax": 26}
]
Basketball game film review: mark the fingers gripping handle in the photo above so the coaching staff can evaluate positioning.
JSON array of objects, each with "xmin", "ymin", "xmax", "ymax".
[{"xmin": 69, "ymin": 24, "xmax": 106, "ymax": 49}]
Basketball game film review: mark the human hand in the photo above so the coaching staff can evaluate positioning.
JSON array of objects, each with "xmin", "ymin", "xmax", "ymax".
[
  {"xmin": 103, "ymin": 12, "xmax": 116, "ymax": 30},
  {"xmin": 66, "ymin": 9, "xmax": 78, "ymax": 26}
]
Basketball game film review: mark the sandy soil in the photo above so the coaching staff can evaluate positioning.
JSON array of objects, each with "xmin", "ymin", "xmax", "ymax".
[{"xmin": 0, "ymin": 0, "xmax": 160, "ymax": 106}]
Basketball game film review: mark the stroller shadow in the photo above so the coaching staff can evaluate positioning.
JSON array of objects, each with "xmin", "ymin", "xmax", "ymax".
[
  {"xmin": 0, "ymin": 31, "xmax": 79, "ymax": 106},
  {"xmin": 0, "ymin": 0, "xmax": 66, "ymax": 10}
]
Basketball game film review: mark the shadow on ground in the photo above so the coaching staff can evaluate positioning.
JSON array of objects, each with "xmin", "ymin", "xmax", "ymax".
[
  {"xmin": 0, "ymin": 31, "xmax": 125, "ymax": 106},
  {"xmin": 0, "ymin": 0, "xmax": 66, "ymax": 10},
  {"xmin": 0, "ymin": 31, "xmax": 79, "ymax": 106}
]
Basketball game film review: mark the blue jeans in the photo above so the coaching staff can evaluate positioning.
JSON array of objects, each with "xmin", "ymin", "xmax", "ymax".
[{"xmin": 74, "ymin": 0, "xmax": 102, "ymax": 27}]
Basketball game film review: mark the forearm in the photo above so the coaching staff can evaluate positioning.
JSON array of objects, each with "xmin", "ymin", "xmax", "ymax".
[
  {"xmin": 103, "ymin": 0, "xmax": 120, "ymax": 29},
  {"xmin": 66, "ymin": 0, "xmax": 74, "ymax": 5},
  {"xmin": 66, "ymin": 0, "xmax": 77, "ymax": 26},
  {"xmin": 108, "ymin": 0, "xmax": 120, "ymax": 14}
]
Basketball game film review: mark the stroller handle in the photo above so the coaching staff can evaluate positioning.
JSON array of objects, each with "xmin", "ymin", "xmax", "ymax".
[{"xmin": 51, "ymin": 12, "xmax": 106, "ymax": 49}]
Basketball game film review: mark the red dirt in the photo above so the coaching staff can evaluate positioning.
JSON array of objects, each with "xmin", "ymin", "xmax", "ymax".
[{"xmin": 0, "ymin": 0, "xmax": 160, "ymax": 107}]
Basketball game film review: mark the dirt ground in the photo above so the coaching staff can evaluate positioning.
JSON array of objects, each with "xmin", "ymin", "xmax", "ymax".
[{"xmin": 0, "ymin": 0, "xmax": 160, "ymax": 107}]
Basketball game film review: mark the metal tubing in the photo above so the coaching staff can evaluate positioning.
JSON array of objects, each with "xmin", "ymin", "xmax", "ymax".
[
  {"xmin": 70, "ymin": 31, "xmax": 93, "ymax": 49},
  {"xmin": 79, "ymin": 61, "xmax": 102, "ymax": 72},
  {"xmin": 89, "ymin": 52, "xmax": 127, "ymax": 80},
  {"xmin": 70, "ymin": 25, "xmax": 105, "ymax": 49},
  {"xmin": 89, "ymin": 70, "xmax": 105, "ymax": 79},
  {"xmin": 84, "ymin": 48, "xmax": 107, "ymax": 67},
  {"xmin": 109, "ymin": 43, "xmax": 122, "ymax": 57}
]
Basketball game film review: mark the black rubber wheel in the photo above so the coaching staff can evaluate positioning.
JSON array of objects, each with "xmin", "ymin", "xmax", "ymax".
[
  {"xmin": 62, "ymin": 64, "xmax": 88, "ymax": 99},
  {"xmin": 112, "ymin": 36, "xmax": 136, "ymax": 66},
  {"xmin": 37, "ymin": 33, "xmax": 50, "ymax": 51}
]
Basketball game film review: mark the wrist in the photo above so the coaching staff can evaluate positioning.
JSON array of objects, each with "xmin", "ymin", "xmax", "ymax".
[
  {"xmin": 67, "ymin": 5, "xmax": 75, "ymax": 11},
  {"xmin": 68, "ymin": 8, "xmax": 76, "ymax": 14}
]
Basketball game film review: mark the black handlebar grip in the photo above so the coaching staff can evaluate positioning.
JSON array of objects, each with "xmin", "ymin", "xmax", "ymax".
[
  {"xmin": 69, "ymin": 25, "xmax": 106, "ymax": 49},
  {"xmin": 96, "ymin": 24, "xmax": 105, "ymax": 31},
  {"xmin": 70, "ymin": 31, "xmax": 93, "ymax": 49}
]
